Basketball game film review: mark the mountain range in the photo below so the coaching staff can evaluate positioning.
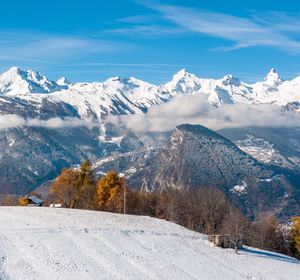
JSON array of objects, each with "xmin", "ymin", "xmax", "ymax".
[
  {"xmin": 1, "ymin": 67, "xmax": 300, "ymax": 120},
  {"xmin": 0, "ymin": 66, "xmax": 300, "ymax": 219}
]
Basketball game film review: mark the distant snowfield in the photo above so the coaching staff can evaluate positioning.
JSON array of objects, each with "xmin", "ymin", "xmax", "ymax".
[{"xmin": 0, "ymin": 207, "xmax": 299, "ymax": 280}]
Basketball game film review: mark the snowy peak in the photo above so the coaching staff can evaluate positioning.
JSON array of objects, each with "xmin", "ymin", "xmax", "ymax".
[
  {"xmin": 105, "ymin": 76, "xmax": 123, "ymax": 83},
  {"xmin": 1, "ymin": 67, "xmax": 45, "ymax": 84},
  {"xmin": 105, "ymin": 75, "xmax": 143, "ymax": 85},
  {"xmin": 165, "ymin": 69, "xmax": 202, "ymax": 95},
  {"xmin": 173, "ymin": 68, "xmax": 191, "ymax": 79},
  {"xmin": 1, "ymin": 66, "xmax": 300, "ymax": 117},
  {"xmin": 101, "ymin": 75, "xmax": 156, "ymax": 95},
  {"xmin": 171, "ymin": 69, "xmax": 198, "ymax": 82},
  {"xmin": 103, "ymin": 75, "xmax": 153, "ymax": 87},
  {"xmin": 0, "ymin": 67, "xmax": 25, "ymax": 84},
  {"xmin": 4, "ymin": 66, "xmax": 21, "ymax": 77},
  {"xmin": 221, "ymin": 74, "xmax": 240, "ymax": 86},
  {"xmin": 266, "ymin": 68, "xmax": 279, "ymax": 78},
  {"xmin": 57, "ymin": 77, "xmax": 71, "ymax": 86},
  {"xmin": 263, "ymin": 68, "xmax": 282, "ymax": 87},
  {"xmin": 0, "ymin": 67, "xmax": 62, "ymax": 95}
]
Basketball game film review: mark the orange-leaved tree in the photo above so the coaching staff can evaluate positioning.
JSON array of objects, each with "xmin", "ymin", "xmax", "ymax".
[
  {"xmin": 19, "ymin": 196, "xmax": 29, "ymax": 206},
  {"xmin": 74, "ymin": 160, "xmax": 97, "ymax": 209},
  {"xmin": 50, "ymin": 168, "xmax": 78, "ymax": 208},
  {"xmin": 50, "ymin": 160, "xmax": 97, "ymax": 209},
  {"xmin": 291, "ymin": 217, "xmax": 300, "ymax": 257},
  {"xmin": 97, "ymin": 170, "xmax": 125, "ymax": 212}
]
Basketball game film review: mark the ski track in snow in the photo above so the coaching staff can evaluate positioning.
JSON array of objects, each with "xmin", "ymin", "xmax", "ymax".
[{"xmin": 0, "ymin": 207, "xmax": 299, "ymax": 280}]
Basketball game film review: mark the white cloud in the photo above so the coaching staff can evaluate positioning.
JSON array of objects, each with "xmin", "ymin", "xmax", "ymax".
[
  {"xmin": 2, "ymin": 97, "xmax": 300, "ymax": 134},
  {"xmin": 0, "ymin": 115, "xmax": 99, "ymax": 130},
  {"xmin": 137, "ymin": 2, "xmax": 300, "ymax": 53},
  {"xmin": 103, "ymin": 24, "xmax": 184, "ymax": 37},
  {"xmin": 117, "ymin": 14, "xmax": 158, "ymax": 24},
  {"xmin": 108, "ymin": 95, "xmax": 300, "ymax": 132},
  {"xmin": 251, "ymin": 11, "xmax": 300, "ymax": 33},
  {"xmin": 0, "ymin": 30, "xmax": 129, "ymax": 64},
  {"xmin": 0, "ymin": 115, "xmax": 26, "ymax": 130}
]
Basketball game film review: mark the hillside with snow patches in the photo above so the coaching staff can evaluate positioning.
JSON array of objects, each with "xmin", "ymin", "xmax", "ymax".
[
  {"xmin": 0, "ymin": 67, "xmax": 300, "ymax": 119},
  {"xmin": 0, "ymin": 207, "xmax": 299, "ymax": 280}
]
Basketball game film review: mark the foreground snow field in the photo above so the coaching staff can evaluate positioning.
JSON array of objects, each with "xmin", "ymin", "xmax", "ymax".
[{"xmin": 0, "ymin": 207, "xmax": 299, "ymax": 280}]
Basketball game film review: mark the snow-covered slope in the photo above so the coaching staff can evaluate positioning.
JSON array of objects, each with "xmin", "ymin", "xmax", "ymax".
[
  {"xmin": 1, "ymin": 66, "xmax": 300, "ymax": 119},
  {"xmin": 163, "ymin": 67, "xmax": 300, "ymax": 108},
  {"xmin": 50, "ymin": 76, "xmax": 167, "ymax": 118},
  {"xmin": 0, "ymin": 67, "xmax": 168, "ymax": 118},
  {"xmin": 164, "ymin": 69, "xmax": 252, "ymax": 105},
  {"xmin": 0, "ymin": 207, "xmax": 298, "ymax": 280}
]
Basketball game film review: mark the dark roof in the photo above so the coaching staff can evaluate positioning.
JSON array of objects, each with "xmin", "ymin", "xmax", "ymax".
[{"xmin": 28, "ymin": 196, "xmax": 44, "ymax": 206}]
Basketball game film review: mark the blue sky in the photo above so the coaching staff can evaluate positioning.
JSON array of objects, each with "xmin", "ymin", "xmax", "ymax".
[{"xmin": 1, "ymin": 0, "xmax": 300, "ymax": 83}]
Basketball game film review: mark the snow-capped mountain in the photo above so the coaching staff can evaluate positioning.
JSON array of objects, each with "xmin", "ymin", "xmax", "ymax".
[
  {"xmin": 164, "ymin": 69, "xmax": 254, "ymax": 105},
  {"xmin": 162, "ymin": 67, "xmax": 300, "ymax": 107},
  {"xmin": 1, "ymin": 66, "xmax": 300, "ymax": 199},
  {"xmin": 1, "ymin": 66, "xmax": 300, "ymax": 120},
  {"xmin": 0, "ymin": 67, "xmax": 63, "ymax": 95},
  {"xmin": 58, "ymin": 76, "xmax": 167, "ymax": 117},
  {"xmin": 56, "ymin": 76, "xmax": 71, "ymax": 86}
]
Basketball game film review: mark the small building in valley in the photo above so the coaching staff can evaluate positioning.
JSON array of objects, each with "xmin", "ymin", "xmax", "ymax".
[
  {"xmin": 49, "ymin": 203, "xmax": 62, "ymax": 208},
  {"xmin": 209, "ymin": 234, "xmax": 243, "ymax": 249},
  {"xmin": 27, "ymin": 196, "xmax": 44, "ymax": 207}
]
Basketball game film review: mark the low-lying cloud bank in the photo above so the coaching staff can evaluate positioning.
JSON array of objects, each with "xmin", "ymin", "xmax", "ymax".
[
  {"xmin": 108, "ymin": 95, "xmax": 300, "ymax": 132},
  {"xmin": 0, "ymin": 115, "xmax": 99, "ymax": 130},
  {"xmin": 2, "ymin": 95, "xmax": 300, "ymax": 132}
]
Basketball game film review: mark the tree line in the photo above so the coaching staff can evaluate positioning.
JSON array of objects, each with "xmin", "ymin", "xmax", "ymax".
[{"xmin": 1, "ymin": 159, "xmax": 299, "ymax": 259}]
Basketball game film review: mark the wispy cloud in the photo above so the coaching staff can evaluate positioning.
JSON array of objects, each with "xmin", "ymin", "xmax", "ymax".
[
  {"xmin": 117, "ymin": 14, "xmax": 158, "ymax": 24},
  {"xmin": 103, "ymin": 24, "xmax": 184, "ymax": 37},
  {"xmin": 0, "ymin": 30, "xmax": 130, "ymax": 64},
  {"xmin": 135, "ymin": 2, "xmax": 300, "ymax": 53},
  {"xmin": 251, "ymin": 11, "xmax": 300, "ymax": 33}
]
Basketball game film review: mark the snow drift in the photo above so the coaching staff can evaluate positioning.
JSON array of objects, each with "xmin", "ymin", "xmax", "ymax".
[{"xmin": 0, "ymin": 207, "xmax": 299, "ymax": 280}]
